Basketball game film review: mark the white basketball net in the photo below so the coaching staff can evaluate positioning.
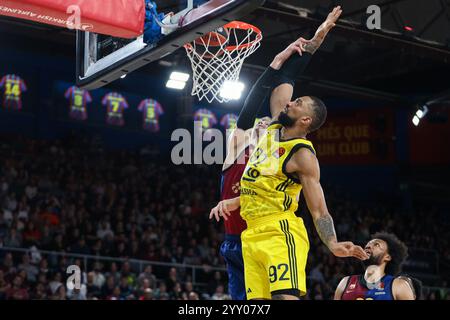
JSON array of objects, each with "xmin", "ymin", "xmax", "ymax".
[{"xmin": 185, "ymin": 21, "xmax": 262, "ymax": 103}]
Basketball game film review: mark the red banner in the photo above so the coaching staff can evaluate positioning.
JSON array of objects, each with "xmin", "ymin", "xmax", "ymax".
[
  {"xmin": 0, "ymin": 0, "xmax": 144, "ymax": 38},
  {"xmin": 309, "ymin": 108, "xmax": 396, "ymax": 165},
  {"xmin": 409, "ymin": 109, "xmax": 450, "ymax": 165}
]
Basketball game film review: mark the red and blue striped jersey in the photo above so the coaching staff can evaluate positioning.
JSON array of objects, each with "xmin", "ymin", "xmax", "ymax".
[
  {"xmin": 194, "ymin": 108, "xmax": 217, "ymax": 129},
  {"xmin": 102, "ymin": 92, "xmax": 128, "ymax": 126},
  {"xmin": 0, "ymin": 74, "xmax": 27, "ymax": 110},
  {"xmin": 138, "ymin": 99, "xmax": 164, "ymax": 132},
  {"xmin": 220, "ymin": 147, "xmax": 250, "ymax": 235},
  {"xmin": 220, "ymin": 113, "xmax": 238, "ymax": 130},
  {"xmin": 341, "ymin": 275, "xmax": 395, "ymax": 300},
  {"xmin": 64, "ymin": 86, "xmax": 92, "ymax": 120}
]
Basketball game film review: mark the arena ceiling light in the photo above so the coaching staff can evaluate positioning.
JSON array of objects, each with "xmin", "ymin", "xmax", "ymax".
[
  {"xmin": 170, "ymin": 72, "xmax": 190, "ymax": 82},
  {"xmin": 166, "ymin": 79, "xmax": 187, "ymax": 90},
  {"xmin": 166, "ymin": 71, "xmax": 190, "ymax": 90},
  {"xmin": 412, "ymin": 105, "xmax": 429, "ymax": 126},
  {"xmin": 219, "ymin": 81, "xmax": 245, "ymax": 100}
]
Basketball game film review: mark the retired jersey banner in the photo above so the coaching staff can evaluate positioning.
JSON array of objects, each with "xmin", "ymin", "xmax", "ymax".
[
  {"xmin": 102, "ymin": 92, "xmax": 129, "ymax": 127},
  {"xmin": 309, "ymin": 108, "xmax": 395, "ymax": 165},
  {"xmin": 220, "ymin": 113, "xmax": 238, "ymax": 130},
  {"xmin": 64, "ymin": 86, "xmax": 91, "ymax": 121},
  {"xmin": 0, "ymin": 74, "xmax": 27, "ymax": 111},
  {"xmin": 138, "ymin": 98, "xmax": 164, "ymax": 132},
  {"xmin": 194, "ymin": 108, "xmax": 218, "ymax": 129}
]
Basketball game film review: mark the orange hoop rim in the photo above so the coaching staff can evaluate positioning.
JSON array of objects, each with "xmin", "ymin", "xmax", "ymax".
[
  {"xmin": 184, "ymin": 21, "xmax": 262, "ymax": 53},
  {"xmin": 222, "ymin": 21, "xmax": 262, "ymax": 51},
  {"xmin": 193, "ymin": 31, "xmax": 228, "ymax": 47}
]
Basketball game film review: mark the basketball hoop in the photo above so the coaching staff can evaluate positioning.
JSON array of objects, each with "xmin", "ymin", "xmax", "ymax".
[{"xmin": 184, "ymin": 21, "xmax": 262, "ymax": 103}]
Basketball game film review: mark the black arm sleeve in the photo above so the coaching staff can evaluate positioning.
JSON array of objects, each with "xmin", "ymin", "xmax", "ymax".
[
  {"xmin": 236, "ymin": 66, "xmax": 280, "ymax": 130},
  {"xmin": 278, "ymin": 51, "xmax": 313, "ymax": 81},
  {"xmin": 236, "ymin": 52, "xmax": 313, "ymax": 130}
]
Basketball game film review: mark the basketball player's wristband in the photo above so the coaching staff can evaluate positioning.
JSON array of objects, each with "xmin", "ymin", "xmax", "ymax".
[
  {"xmin": 237, "ymin": 67, "xmax": 280, "ymax": 130},
  {"xmin": 279, "ymin": 51, "xmax": 313, "ymax": 81}
]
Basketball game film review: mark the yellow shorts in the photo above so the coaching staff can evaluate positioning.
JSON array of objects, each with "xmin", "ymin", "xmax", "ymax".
[{"xmin": 241, "ymin": 214, "xmax": 309, "ymax": 300}]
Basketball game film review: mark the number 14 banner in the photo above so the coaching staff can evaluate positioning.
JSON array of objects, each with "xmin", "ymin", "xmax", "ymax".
[{"xmin": 0, "ymin": 74, "xmax": 27, "ymax": 111}]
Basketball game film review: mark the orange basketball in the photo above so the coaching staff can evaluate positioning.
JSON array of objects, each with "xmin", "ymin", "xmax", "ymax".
[{"xmin": 194, "ymin": 27, "xmax": 229, "ymax": 47}]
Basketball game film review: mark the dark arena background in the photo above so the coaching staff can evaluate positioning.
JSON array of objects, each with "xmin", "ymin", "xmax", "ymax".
[{"xmin": 0, "ymin": 0, "xmax": 449, "ymax": 303}]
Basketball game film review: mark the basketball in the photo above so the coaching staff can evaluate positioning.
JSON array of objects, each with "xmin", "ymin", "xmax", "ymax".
[{"xmin": 195, "ymin": 27, "xmax": 229, "ymax": 47}]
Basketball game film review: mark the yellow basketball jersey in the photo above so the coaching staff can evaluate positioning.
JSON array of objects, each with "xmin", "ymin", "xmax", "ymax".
[{"xmin": 240, "ymin": 122, "xmax": 316, "ymax": 221}]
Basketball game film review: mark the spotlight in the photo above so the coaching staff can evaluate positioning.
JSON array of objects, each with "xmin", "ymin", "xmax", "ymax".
[
  {"xmin": 219, "ymin": 81, "xmax": 245, "ymax": 100},
  {"xmin": 166, "ymin": 79, "xmax": 186, "ymax": 90},
  {"xmin": 169, "ymin": 71, "xmax": 190, "ymax": 82},
  {"xmin": 166, "ymin": 71, "xmax": 190, "ymax": 90},
  {"xmin": 412, "ymin": 105, "xmax": 429, "ymax": 126},
  {"xmin": 416, "ymin": 105, "xmax": 429, "ymax": 119}
]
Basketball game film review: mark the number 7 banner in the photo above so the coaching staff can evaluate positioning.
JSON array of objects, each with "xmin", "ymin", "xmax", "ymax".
[{"xmin": 102, "ymin": 92, "xmax": 129, "ymax": 126}]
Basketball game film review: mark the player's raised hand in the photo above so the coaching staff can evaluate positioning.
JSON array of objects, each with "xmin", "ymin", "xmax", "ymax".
[
  {"xmin": 291, "ymin": 37, "xmax": 311, "ymax": 55},
  {"xmin": 270, "ymin": 7, "xmax": 342, "ymax": 68},
  {"xmin": 329, "ymin": 241, "xmax": 369, "ymax": 260},
  {"xmin": 315, "ymin": 6, "xmax": 342, "ymax": 37},
  {"xmin": 270, "ymin": 37, "xmax": 311, "ymax": 69},
  {"xmin": 209, "ymin": 198, "xmax": 240, "ymax": 222},
  {"xmin": 303, "ymin": 6, "xmax": 342, "ymax": 54},
  {"xmin": 324, "ymin": 5, "xmax": 343, "ymax": 30}
]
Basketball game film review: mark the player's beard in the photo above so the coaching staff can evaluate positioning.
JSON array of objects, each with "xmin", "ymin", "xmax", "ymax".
[
  {"xmin": 278, "ymin": 111, "xmax": 295, "ymax": 128},
  {"xmin": 363, "ymin": 253, "xmax": 384, "ymax": 267}
]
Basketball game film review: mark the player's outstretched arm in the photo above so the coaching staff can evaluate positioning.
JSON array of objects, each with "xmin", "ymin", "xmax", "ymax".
[
  {"xmin": 303, "ymin": 6, "xmax": 342, "ymax": 54},
  {"xmin": 269, "ymin": 6, "xmax": 343, "ymax": 120},
  {"xmin": 209, "ymin": 197, "xmax": 240, "ymax": 222},
  {"xmin": 290, "ymin": 148, "xmax": 368, "ymax": 260},
  {"xmin": 268, "ymin": 38, "xmax": 309, "ymax": 120},
  {"xmin": 235, "ymin": 67, "xmax": 280, "ymax": 132},
  {"xmin": 334, "ymin": 276, "xmax": 350, "ymax": 300}
]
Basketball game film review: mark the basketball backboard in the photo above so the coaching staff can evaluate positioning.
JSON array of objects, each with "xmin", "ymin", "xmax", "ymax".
[{"xmin": 76, "ymin": 0, "xmax": 265, "ymax": 90}]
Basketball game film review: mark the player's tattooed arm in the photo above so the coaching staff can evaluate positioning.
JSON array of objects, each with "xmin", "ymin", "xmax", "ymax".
[
  {"xmin": 313, "ymin": 214, "xmax": 338, "ymax": 248},
  {"xmin": 304, "ymin": 6, "xmax": 342, "ymax": 54},
  {"xmin": 291, "ymin": 148, "xmax": 369, "ymax": 260},
  {"xmin": 292, "ymin": 149, "xmax": 336, "ymax": 249}
]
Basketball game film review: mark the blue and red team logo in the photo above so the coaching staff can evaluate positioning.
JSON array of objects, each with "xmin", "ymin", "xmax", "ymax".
[
  {"xmin": 138, "ymin": 98, "xmax": 164, "ymax": 132},
  {"xmin": 64, "ymin": 86, "xmax": 92, "ymax": 121},
  {"xmin": 102, "ymin": 92, "xmax": 129, "ymax": 126},
  {"xmin": 0, "ymin": 74, "xmax": 27, "ymax": 111}
]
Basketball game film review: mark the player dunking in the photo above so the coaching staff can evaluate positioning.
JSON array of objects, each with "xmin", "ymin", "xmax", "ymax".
[
  {"xmin": 210, "ymin": 6, "xmax": 369, "ymax": 300},
  {"xmin": 216, "ymin": 40, "xmax": 300, "ymax": 299},
  {"xmin": 334, "ymin": 232, "xmax": 417, "ymax": 300},
  {"xmin": 213, "ymin": 11, "xmax": 327, "ymax": 299}
]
